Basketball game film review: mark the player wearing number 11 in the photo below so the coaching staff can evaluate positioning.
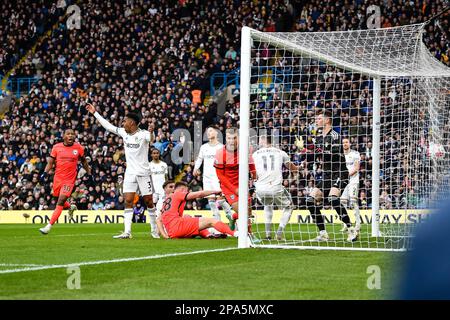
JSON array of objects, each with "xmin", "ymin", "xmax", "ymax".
[{"xmin": 252, "ymin": 135, "xmax": 299, "ymax": 240}]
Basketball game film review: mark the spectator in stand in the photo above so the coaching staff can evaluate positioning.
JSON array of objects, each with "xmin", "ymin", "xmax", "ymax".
[{"xmin": 1, "ymin": 0, "xmax": 448, "ymax": 212}]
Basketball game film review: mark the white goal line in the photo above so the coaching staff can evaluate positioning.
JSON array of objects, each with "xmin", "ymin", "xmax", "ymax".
[
  {"xmin": 0, "ymin": 247, "xmax": 238, "ymax": 275},
  {"xmin": 0, "ymin": 263, "xmax": 46, "ymax": 267},
  {"xmin": 7, "ymin": 231, "xmax": 151, "ymax": 239}
]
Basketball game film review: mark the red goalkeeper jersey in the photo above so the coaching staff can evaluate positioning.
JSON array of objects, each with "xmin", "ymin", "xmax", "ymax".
[{"xmin": 213, "ymin": 146, "xmax": 255, "ymax": 193}]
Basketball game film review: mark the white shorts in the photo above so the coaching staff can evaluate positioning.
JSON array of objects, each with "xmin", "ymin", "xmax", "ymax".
[
  {"xmin": 123, "ymin": 173, "xmax": 154, "ymax": 196},
  {"xmin": 256, "ymin": 187, "xmax": 293, "ymax": 208},
  {"xmin": 203, "ymin": 177, "xmax": 221, "ymax": 191},
  {"xmin": 341, "ymin": 181, "xmax": 359, "ymax": 203}
]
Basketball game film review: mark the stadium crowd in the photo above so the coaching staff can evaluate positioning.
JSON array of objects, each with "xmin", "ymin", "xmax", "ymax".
[
  {"xmin": 0, "ymin": 0, "xmax": 64, "ymax": 77},
  {"xmin": 0, "ymin": 0, "xmax": 448, "ymax": 211},
  {"xmin": 0, "ymin": 0, "xmax": 296, "ymax": 210}
]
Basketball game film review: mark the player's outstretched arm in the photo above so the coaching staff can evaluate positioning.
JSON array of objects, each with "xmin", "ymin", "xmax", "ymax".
[
  {"xmin": 86, "ymin": 103, "xmax": 120, "ymax": 135},
  {"xmin": 193, "ymin": 147, "xmax": 203, "ymax": 177},
  {"xmin": 40, "ymin": 156, "xmax": 55, "ymax": 183},
  {"xmin": 287, "ymin": 161, "xmax": 300, "ymax": 172},
  {"xmin": 185, "ymin": 190, "xmax": 222, "ymax": 201},
  {"xmin": 349, "ymin": 159, "xmax": 360, "ymax": 177},
  {"xmin": 156, "ymin": 217, "xmax": 169, "ymax": 239}
]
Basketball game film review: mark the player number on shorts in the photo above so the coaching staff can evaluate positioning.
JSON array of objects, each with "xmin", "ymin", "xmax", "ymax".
[
  {"xmin": 262, "ymin": 155, "xmax": 275, "ymax": 171},
  {"xmin": 147, "ymin": 181, "xmax": 153, "ymax": 193}
]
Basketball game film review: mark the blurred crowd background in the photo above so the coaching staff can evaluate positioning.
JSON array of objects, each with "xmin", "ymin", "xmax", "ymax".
[{"xmin": 0, "ymin": 0, "xmax": 448, "ymax": 211}]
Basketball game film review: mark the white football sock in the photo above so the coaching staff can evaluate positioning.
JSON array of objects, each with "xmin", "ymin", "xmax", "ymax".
[
  {"xmin": 209, "ymin": 200, "xmax": 221, "ymax": 221},
  {"xmin": 218, "ymin": 199, "xmax": 233, "ymax": 219},
  {"xmin": 124, "ymin": 208, "xmax": 133, "ymax": 234},
  {"xmin": 264, "ymin": 205, "xmax": 274, "ymax": 236},
  {"xmin": 148, "ymin": 207, "xmax": 157, "ymax": 232},
  {"xmin": 279, "ymin": 207, "xmax": 293, "ymax": 230},
  {"xmin": 156, "ymin": 199, "xmax": 164, "ymax": 217},
  {"xmin": 352, "ymin": 200, "xmax": 361, "ymax": 229}
]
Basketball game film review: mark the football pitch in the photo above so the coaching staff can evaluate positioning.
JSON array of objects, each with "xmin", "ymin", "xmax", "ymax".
[{"xmin": 0, "ymin": 224, "xmax": 401, "ymax": 300}]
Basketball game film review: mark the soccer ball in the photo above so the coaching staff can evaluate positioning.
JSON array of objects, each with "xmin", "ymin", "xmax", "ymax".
[{"xmin": 427, "ymin": 142, "xmax": 445, "ymax": 159}]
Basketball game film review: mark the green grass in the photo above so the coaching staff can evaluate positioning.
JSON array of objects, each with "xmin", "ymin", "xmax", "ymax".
[{"xmin": 0, "ymin": 224, "xmax": 401, "ymax": 300}]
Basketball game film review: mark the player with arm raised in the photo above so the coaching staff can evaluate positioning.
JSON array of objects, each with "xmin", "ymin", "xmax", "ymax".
[
  {"xmin": 340, "ymin": 137, "xmax": 361, "ymax": 232},
  {"xmin": 39, "ymin": 129, "xmax": 91, "ymax": 234},
  {"xmin": 306, "ymin": 109, "xmax": 358, "ymax": 242},
  {"xmin": 149, "ymin": 148, "xmax": 168, "ymax": 238},
  {"xmin": 253, "ymin": 135, "xmax": 299, "ymax": 240},
  {"xmin": 157, "ymin": 182, "xmax": 238, "ymax": 239},
  {"xmin": 87, "ymin": 103, "xmax": 156, "ymax": 239},
  {"xmin": 193, "ymin": 126, "xmax": 234, "ymax": 224}
]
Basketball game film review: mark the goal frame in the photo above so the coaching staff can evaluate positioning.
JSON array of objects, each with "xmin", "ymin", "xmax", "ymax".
[{"xmin": 237, "ymin": 25, "xmax": 447, "ymax": 249}]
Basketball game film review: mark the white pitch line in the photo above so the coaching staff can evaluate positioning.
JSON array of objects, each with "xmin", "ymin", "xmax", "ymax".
[
  {"xmin": 0, "ymin": 263, "xmax": 45, "ymax": 267},
  {"xmin": 0, "ymin": 247, "xmax": 238, "ymax": 274},
  {"xmin": 6, "ymin": 231, "xmax": 150, "ymax": 239},
  {"xmin": 52, "ymin": 231, "xmax": 150, "ymax": 238}
]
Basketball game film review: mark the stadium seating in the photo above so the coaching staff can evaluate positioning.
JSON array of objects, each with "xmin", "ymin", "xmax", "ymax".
[{"xmin": 0, "ymin": 0, "xmax": 448, "ymax": 211}]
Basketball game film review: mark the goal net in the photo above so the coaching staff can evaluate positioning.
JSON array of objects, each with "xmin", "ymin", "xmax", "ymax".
[{"xmin": 238, "ymin": 24, "xmax": 450, "ymax": 251}]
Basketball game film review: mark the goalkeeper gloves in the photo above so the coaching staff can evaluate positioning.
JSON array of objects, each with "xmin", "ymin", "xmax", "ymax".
[{"xmin": 294, "ymin": 135, "xmax": 304, "ymax": 149}]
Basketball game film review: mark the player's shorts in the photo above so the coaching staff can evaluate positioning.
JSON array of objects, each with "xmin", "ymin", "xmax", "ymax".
[
  {"xmin": 223, "ymin": 187, "xmax": 251, "ymax": 206},
  {"xmin": 166, "ymin": 216, "xmax": 200, "ymax": 239},
  {"xmin": 341, "ymin": 181, "xmax": 359, "ymax": 203},
  {"xmin": 203, "ymin": 176, "xmax": 221, "ymax": 191},
  {"xmin": 52, "ymin": 180, "xmax": 75, "ymax": 197},
  {"xmin": 256, "ymin": 187, "xmax": 293, "ymax": 208},
  {"xmin": 123, "ymin": 173, "xmax": 154, "ymax": 196},
  {"xmin": 316, "ymin": 172, "xmax": 349, "ymax": 197}
]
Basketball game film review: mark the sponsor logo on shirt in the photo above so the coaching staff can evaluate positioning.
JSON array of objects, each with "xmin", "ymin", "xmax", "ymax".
[
  {"xmin": 126, "ymin": 143, "xmax": 141, "ymax": 148},
  {"xmin": 152, "ymin": 170, "xmax": 166, "ymax": 175}
]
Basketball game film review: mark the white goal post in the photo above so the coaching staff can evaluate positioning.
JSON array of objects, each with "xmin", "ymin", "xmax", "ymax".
[{"xmin": 238, "ymin": 24, "xmax": 450, "ymax": 251}]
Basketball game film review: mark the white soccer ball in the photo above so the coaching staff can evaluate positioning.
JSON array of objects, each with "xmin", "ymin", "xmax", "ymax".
[{"xmin": 427, "ymin": 142, "xmax": 445, "ymax": 159}]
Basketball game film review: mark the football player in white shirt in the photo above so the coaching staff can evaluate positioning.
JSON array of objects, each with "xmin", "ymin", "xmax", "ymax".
[
  {"xmin": 340, "ymin": 138, "xmax": 361, "ymax": 232},
  {"xmin": 193, "ymin": 126, "xmax": 234, "ymax": 225},
  {"xmin": 252, "ymin": 135, "xmax": 299, "ymax": 240},
  {"xmin": 87, "ymin": 103, "xmax": 156, "ymax": 239},
  {"xmin": 150, "ymin": 148, "xmax": 168, "ymax": 237}
]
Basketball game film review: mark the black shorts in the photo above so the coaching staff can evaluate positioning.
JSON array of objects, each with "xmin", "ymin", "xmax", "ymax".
[{"xmin": 316, "ymin": 172, "xmax": 349, "ymax": 197}]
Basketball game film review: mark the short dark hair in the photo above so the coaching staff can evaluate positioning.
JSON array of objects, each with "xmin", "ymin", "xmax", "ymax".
[
  {"xmin": 126, "ymin": 112, "xmax": 141, "ymax": 125},
  {"xmin": 175, "ymin": 181, "xmax": 189, "ymax": 189},
  {"xmin": 206, "ymin": 125, "xmax": 220, "ymax": 131},
  {"xmin": 316, "ymin": 109, "xmax": 332, "ymax": 118},
  {"xmin": 163, "ymin": 180, "xmax": 175, "ymax": 189},
  {"xmin": 261, "ymin": 134, "xmax": 272, "ymax": 144},
  {"xmin": 226, "ymin": 127, "xmax": 238, "ymax": 135}
]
